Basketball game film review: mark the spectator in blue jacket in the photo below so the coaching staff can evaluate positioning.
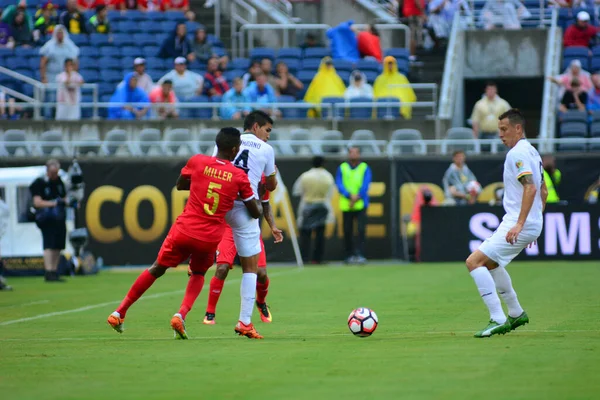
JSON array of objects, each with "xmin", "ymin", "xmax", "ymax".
[
  {"xmin": 243, "ymin": 72, "xmax": 280, "ymax": 117},
  {"xmin": 158, "ymin": 22, "xmax": 193, "ymax": 62},
  {"xmin": 220, "ymin": 77, "xmax": 251, "ymax": 120},
  {"xmin": 108, "ymin": 72, "xmax": 150, "ymax": 120}
]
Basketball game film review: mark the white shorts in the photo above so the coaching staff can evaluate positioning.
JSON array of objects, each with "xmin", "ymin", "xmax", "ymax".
[
  {"xmin": 225, "ymin": 202, "xmax": 261, "ymax": 257},
  {"xmin": 478, "ymin": 220, "xmax": 542, "ymax": 268}
]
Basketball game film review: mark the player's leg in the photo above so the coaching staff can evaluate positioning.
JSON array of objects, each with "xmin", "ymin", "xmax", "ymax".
[
  {"xmin": 255, "ymin": 238, "xmax": 272, "ymax": 323},
  {"xmin": 204, "ymin": 227, "xmax": 236, "ymax": 324},
  {"xmin": 355, "ymin": 209, "xmax": 367, "ymax": 263},
  {"xmin": 466, "ymin": 249, "xmax": 510, "ymax": 338},
  {"xmin": 342, "ymin": 211, "xmax": 354, "ymax": 263},
  {"xmin": 299, "ymin": 228, "xmax": 312, "ymax": 263},
  {"xmin": 489, "ymin": 265, "xmax": 528, "ymax": 331},
  {"xmin": 107, "ymin": 228, "xmax": 185, "ymax": 333},
  {"xmin": 313, "ymin": 225, "xmax": 325, "ymax": 264}
]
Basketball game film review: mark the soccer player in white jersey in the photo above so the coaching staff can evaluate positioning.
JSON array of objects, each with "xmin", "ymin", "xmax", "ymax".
[
  {"xmin": 213, "ymin": 110, "xmax": 277, "ymax": 339},
  {"xmin": 465, "ymin": 109, "xmax": 548, "ymax": 338}
]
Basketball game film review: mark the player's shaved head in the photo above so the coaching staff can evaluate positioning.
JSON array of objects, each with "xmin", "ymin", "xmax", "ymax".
[{"xmin": 216, "ymin": 127, "xmax": 242, "ymax": 160}]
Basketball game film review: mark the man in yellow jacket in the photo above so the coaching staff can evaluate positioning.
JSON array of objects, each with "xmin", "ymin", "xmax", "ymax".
[
  {"xmin": 542, "ymin": 155, "xmax": 561, "ymax": 204},
  {"xmin": 335, "ymin": 147, "xmax": 372, "ymax": 264}
]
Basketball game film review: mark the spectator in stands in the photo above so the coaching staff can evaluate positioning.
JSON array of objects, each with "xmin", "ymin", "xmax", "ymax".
[
  {"xmin": 243, "ymin": 72, "xmax": 280, "ymax": 117},
  {"xmin": 373, "ymin": 56, "xmax": 417, "ymax": 119},
  {"xmin": 274, "ymin": 61, "xmax": 303, "ymax": 98},
  {"xmin": 149, "ymin": 79, "xmax": 179, "ymax": 120},
  {"xmin": 587, "ymin": 73, "xmax": 600, "ymax": 112},
  {"xmin": 77, "ymin": 0, "xmax": 101, "ymax": 12},
  {"xmin": 87, "ymin": 4, "xmax": 109, "ymax": 34},
  {"xmin": 300, "ymin": 33, "xmax": 324, "ymax": 50},
  {"xmin": 345, "ymin": 70, "xmax": 373, "ymax": 100},
  {"xmin": 469, "ymin": 81, "xmax": 510, "ymax": 140},
  {"xmin": 158, "ymin": 22, "xmax": 193, "ymax": 62},
  {"xmin": 0, "ymin": 9, "xmax": 15, "ymax": 49},
  {"xmin": 60, "ymin": 0, "xmax": 87, "ymax": 35},
  {"xmin": 132, "ymin": 57, "xmax": 153, "ymax": 93},
  {"xmin": 584, "ymin": 174, "xmax": 600, "ymax": 204},
  {"xmin": 112, "ymin": 0, "xmax": 148, "ymax": 11},
  {"xmin": 56, "ymin": 58, "xmax": 83, "ymax": 120},
  {"xmin": 548, "ymin": 59, "xmax": 592, "ymax": 93},
  {"xmin": 481, "ymin": 0, "xmax": 531, "ymax": 30},
  {"xmin": 242, "ymin": 60, "xmax": 261, "ymax": 88},
  {"xmin": 40, "ymin": 25, "xmax": 79, "ymax": 84},
  {"xmin": 185, "ymin": 10, "xmax": 196, "ymax": 22},
  {"xmin": 10, "ymin": 9, "xmax": 31, "ymax": 46},
  {"xmin": 1, "ymin": 0, "xmax": 33, "ymax": 31},
  {"xmin": 158, "ymin": 57, "xmax": 204, "ymax": 100},
  {"xmin": 220, "ymin": 77, "xmax": 251, "ymax": 120},
  {"xmin": 542, "ymin": 155, "xmax": 562, "ymax": 204},
  {"xmin": 427, "ymin": 0, "xmax": 471, "ymax": 47},
  {"xmin": 108, "ymin": 72, "xmax": 150, "ymax": 120},
  {"xmin": 304, "ymin": 57, "xmax": 346, "ymax": 118},
  {"xmin": 442, "ymin": 150, "xmax": 480, "ymax": 206},
  {"xmin": 163, "ymin": 0, "xmax": 189, "ymax": 11},
  {"xmin": 260, "ymin": 58, "xmax": 278, "ymax": 89},
  {"xmin": 193, "ymin": 27, "xmax": 228, "ymax": 68},
  {"xmin": 564, "ymin": 11, "xmax": 599, "ymax": 48},
  {"xmin": 401, "ymin": 0, "xmax": 425, "ymax": 60},
  {"xmin": 560, "ymin": 77, "xmax": 588, "ymax": 112},
  {"xmin": 204, "ymin": 56, "xmax": 230, "ymax": 97},
  {"xmin": 33, "ymin": 2, "xmax": 57, "ymax": 40},
  {"xmin": 0, "ymin": 89, "xmax": 18, "ymax": 119},
  {"xmin": 354, "ymin": 24, "xmax": 382, "ymax": 62}
]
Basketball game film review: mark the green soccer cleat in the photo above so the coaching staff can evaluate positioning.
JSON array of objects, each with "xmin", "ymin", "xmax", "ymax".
[
  {"xmin": 507, "ymin": 312, "xmax": 529, "ymax": 331},
  {"xmin": 474, "ymin": 319, "xmax": 511, "ymax": 338}
]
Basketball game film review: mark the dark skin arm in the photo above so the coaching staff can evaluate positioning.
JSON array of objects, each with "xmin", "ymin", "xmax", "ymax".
[
  {"xmin": 506, "ymin": 174, "xmax": 537, "ymax": 244},
  {"xmin": 265, "ymin": 174, "xmax": 277, "ymax": 192},
  {"xmin": 262, "ymin": 201, "xmax": 284, "ymax": 243},
  {"xmin": 244, "ymin": 198, "xmax": 263, "ymax": 219},
  {"xmin": 176, "ymin": 175, "xmax": 191, "ymax": 191}
]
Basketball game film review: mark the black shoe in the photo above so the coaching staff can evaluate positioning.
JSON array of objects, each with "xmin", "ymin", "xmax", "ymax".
[
  {"xmin": 45, "ymin": 271, "xmax": 66, "ymax": 282},
  {"xmin": 255, "ymin": 301, "xmax": 272, "ymax": 323},
  {"xmin": 203, "ymin": 312, "xmax": 216, "ymax": 325}
]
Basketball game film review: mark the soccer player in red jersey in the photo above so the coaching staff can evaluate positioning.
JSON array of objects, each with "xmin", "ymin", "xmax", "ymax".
[
  {"xmin": 107, "ymin": 127, "xmax": 263, "ymax": 339},
  {"xmin": 202, "ymin": 175, "xmax": 283, "ymax": 325}
]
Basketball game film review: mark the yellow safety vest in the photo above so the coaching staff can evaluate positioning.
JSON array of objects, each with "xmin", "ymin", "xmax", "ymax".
[
  {"xmin": 543, "ymin": 169, "xmax": 561, "ymax": 203},
  {"xmin": 339, "ymin": 162, "xmax": 367, "ymax": 212}
]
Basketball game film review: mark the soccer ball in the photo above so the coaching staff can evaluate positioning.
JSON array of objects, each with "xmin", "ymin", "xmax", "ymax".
[
  {"xmin": 347, "ymin": 308, "xmax": 378, "ymax": 337},
  {"xmin": 466, "ymin": 180, "xmax": 482, "ymax": 196}
]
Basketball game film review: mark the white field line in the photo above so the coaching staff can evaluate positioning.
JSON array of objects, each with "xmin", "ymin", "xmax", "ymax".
[
  {"xmin": 0, "ymin": 269, "xmax": 301, "ymax": 327},
  {"xmin": 0, "ymin": 329, "xmax": 599, "ymax": 342},
  {"xmin": 0, "ymin": 300, "xmax": 50, "ymax": 309}
]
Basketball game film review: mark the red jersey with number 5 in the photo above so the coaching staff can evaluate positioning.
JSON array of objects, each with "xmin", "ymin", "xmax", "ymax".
[{"xmin": 174, "ymin": 155, "xmax": 254, "ymax": 242}]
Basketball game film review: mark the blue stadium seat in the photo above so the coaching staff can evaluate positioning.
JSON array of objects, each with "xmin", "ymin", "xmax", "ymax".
[
  {"xmin": 562, "ymin": 56, "xmax": 589, "ymax": 71},
  {"xmin": 79, "ymin": 46, "xmax": 99, "ymax": 58},
  {"xmin": 16, "ymin": 47, "xmax": 38, "ymax": 58},
  {"xmin": 78, "ymin": 57, "xmax": 99, "ymax": 70},
  {"xmin": 338, "ymin": 70, "xmax": 351, "ymax": 84},
  {"xmin": 15, "ymin": 68, "xmax": 34, "ymax": 78},
  {"xmin": 376, "ymin": 97, "xmax": 401, "ymax": 119},
  {"xmin": 213, "ymin": 47, "xmax": 227, "ymax": 57},
  {"xmin": 278, "ymin": 48, "xmax": 302, "ymax": 59},
  {"xmin": 211, "ymin": 95, "xmax": 222, "ymax": 104},
  {"xmin": 81, "ymin": 70, "xmax": 100, "ymax": 83},
  {"xmin": 120, "ymin": 57, "xmax": 135, "ymax": 69},
  {"xmin": 185, "ymin": 95, "xmax": 211, "ymax": 119},
  {"xmin": 280, "ymin": 99, "xmax": 307, "ymax": 118},
  {"xmin": 121, "ymin": 46, "xmax": 140, "ymax": 58},
  {"xmin": 163, "ymin": 11, "xmax": 185, "ymax": 21},
  {"xmin": 111, "ymin": 21, "xmax": 123, "ymax": 33},
  {"xmin": 123, "ymin": 10, "xmax": 146, "ymax": 22},
  {"xmin": 333, "ymin": 59, "xmax": 353, "ymax": 72},
  {"xmin": 186, "ymin": 21, "xmax": 203, "ymax": 33},
  {"xmin": 355, "ymin": 59, "xmax": 381, "ymax": 72},
  {"xmin": 224, "ymin": 70, "xmax": 244, "ymax": 81},
  {"xmin": 139, "ymin": 21, "xmax": 161, "ymax": 34},
  {"xmin": 100, "ymin": 47, "xmax": 122, "ymax": 58},
  {"xmin": 276, "ymin": 58, "xmax": 300, "ymax": 74},
  {"xmin": 590, "ymin": 122, "xmax": 600, "ymax": 137},
  {"xmin": 28, "ymin": 58, "xmax": 40, "ymax": 70},
  {"xmin": 108, "ymin": 10, "xmax": 124, "ymax": 21},
  {"xmin": 384, "ymin": 48, "xmax": 410, "ymax": 60},
  {"xmin": 99, "ymin": 57, "xmax": 122, "ymax": 71},
  {"xmin": 559, "ymin": 121, "xmax": 588, "ymax": 138},
  {"xmin": 160, "ymin": 21, "xmax": 175, "ymax": 33},
  {"xmin": 71, "ymin": 34, "xmax": 90, "ymax": 47},
  {"xmin": 563, "ymin": 46, "xmax": 590, "ymax": 58},
  {"xmin": 560, "ymin": 110, "xmax": 588, "ymax": 123},
  {"xmin": 143, "ymin": 46, "xmax": 160, "ymax": 58},
  {"xmin": 145, "ymin": 57, "xmax": 163, "ymax": 69},
  {"xmin": 104, "ymin": 70, "xmax": 124, "ymax": 83},
  {"xmin": 364, "ymin": 70, "xmax": 379, "ymax": 84},
  {"xmin": 134, "ymin": 34, "xmax": 158, "ymax": 47},
  {"xmin": 100, "ymin": 82, "xmax": 115, "ymax": 96},
  {"xmin": 112, "ymin": 33, "xmax": 136, "ymax": 47},
  {"xmin": 397, "ymin": 58, "xmax": 410, "ymax": 75},
  {"xmin": 90, "ymin": 34, "xmax": 111, "ymax": 47},
  {"xmin": 147, "ymin": 69, "xmax": 164, "ymax": 81},
  {"xmin": 250, "ymin": 47, "xmax": 276, "ymax": 61},
  {"xmin": 121, "ymin": 24, "xmax": 141, "ymax": 35},
  {"xmin": 301, "ymin": 58, "xmax": 321, "ymax": 71},
  {"xmin": 592, "ymin": 46, "xmax": 600, "ymax": 57},
  {"xmin": 230, "ymin": 58, "xmax": 250, "ymax": 71},
  {"xmin": 557, "ymin": 143, "xmax": 587, "ymax": 152},
  {"xmin": 591, "ymin": 57, "xmax": 600, "ymax": 72},
  {"xmin": 7, "ymin": 58, "xmax": 30, "ymax": 69},
  {"xmin": 297, "ymin": 70, "xmax": 316, "ymax": 86},
  {"xmin": 349, "ymin": 97, "xmax": 373, "ymax": 119},
  {"xmin": 303, "ymin": 47, "xmax": 330, "ymax": 59},
  {"xmin": 321, "ymin": 97, "xmax": 345, "ymax": 119}
]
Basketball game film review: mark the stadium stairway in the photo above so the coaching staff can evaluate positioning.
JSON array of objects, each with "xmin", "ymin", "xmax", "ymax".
[
  {"xmin": 409, "ymin": 48, "xmax": 446, "ymax": 87},
  {"xmin": 193, "ymin": 4, "xmax": 233, "ymax": 52}
]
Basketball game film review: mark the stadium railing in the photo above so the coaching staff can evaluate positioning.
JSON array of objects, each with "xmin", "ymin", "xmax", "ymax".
[
  {"xmin": 540, "ymin": 7, "xmax": 561, "ymax": 154},
  {"xmin": 231, "ymin": 0, "xmax": 259, "ymax": 59}
]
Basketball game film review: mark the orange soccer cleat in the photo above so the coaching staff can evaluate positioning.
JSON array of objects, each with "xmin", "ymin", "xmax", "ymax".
[
  {"xmin": 107, "ymin": 312, "xmax": 124, "ymax": 333},
  {"xmin": 170, "ymin": 313, "xmax": 188, "ymax": 340},
  {"xmin": 203, "ymin": 312, "xmax": 216, "ymax": 325},
  {"xmin": 234, "ymin": 321, "xmax": 264, "ymax": 339},
  {"xmin": 256, "ymin": 302, "xmax": 273, "ymax": 323}
]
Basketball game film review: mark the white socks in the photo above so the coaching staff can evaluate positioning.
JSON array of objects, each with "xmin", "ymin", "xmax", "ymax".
[
  {"xmin": 239, "ymin": 273, "xmax": 257, "ymax": 325},
  {"xmin": 490, "ymin": 267, "xmax": 524, "ymax": 318},
  {"xmin": 470, "ymin": 267, "xmax": 506, "ymax": 324}
]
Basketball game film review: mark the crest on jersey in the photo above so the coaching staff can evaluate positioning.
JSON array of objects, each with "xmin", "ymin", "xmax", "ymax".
[{"xmin": 515, "ymin": 160, "xmax": 525, "ymax": 172}]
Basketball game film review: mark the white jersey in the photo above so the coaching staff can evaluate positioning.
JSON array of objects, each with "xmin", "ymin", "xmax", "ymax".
[
  {"xmin": 213, "ymin": 133, "xmax": 276, "ymax": 198},
  {"xmin": 502, "ymin": 139, "xmax": 543, "ymax": 226}
]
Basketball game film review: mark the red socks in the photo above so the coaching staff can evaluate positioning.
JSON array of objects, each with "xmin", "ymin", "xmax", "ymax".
[
  {"xmin": 256, "ymin": 277, "xmax": 270, "ymax": 304},
  {"xmin": 178, "ymin": 274, "xmax": 205, "ymax": 320},
  {"xmin": 206, "ymin": 276, "xmax": 225, "ymax": 314},
  {"xmin": 116, "ymin": 269, "xmax": 157, "ymax": 318}
]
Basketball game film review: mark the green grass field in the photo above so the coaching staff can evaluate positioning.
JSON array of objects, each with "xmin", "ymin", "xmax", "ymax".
[{"xmin": 1, "ymin": 262, "xmax": 599, "ymax": 400}]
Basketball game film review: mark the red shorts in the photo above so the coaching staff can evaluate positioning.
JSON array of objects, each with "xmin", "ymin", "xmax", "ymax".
[
  {"xmin": 157, "ymin": 226, "xmax": 219, "ymax": 273},
  {"xmin": 217, "ymin": 224, "xmax": 267, "ymax": 269}
]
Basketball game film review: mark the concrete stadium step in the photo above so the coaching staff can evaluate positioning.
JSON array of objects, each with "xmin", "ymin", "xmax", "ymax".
[{"xmin": 193, "ymin": 6, "xmax": 233, "ymax": 54}]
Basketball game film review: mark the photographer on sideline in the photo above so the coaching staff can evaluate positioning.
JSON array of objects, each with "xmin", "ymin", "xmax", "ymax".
[{"xmin": 30, "ymin": 159, "xmax": 67, "ymax": 283}]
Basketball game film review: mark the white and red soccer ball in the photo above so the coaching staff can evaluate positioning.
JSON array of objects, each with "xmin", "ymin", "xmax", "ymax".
[
  {"xmin": 348, "ymin": 308, "xmax": 378, "ymax": 337},
  {"xmin": 467, "ymin": 180, "xmax": 482, "ymax": 197}
]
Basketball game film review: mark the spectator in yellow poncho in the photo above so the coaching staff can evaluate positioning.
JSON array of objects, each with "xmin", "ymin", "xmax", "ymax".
[
  {"xmin": 373, "ymin": 55, "xmax": 416, "ymax": 119},
  {"xmin": 304, "ymin": 57, "xmax": 346, "ymax": 118}
]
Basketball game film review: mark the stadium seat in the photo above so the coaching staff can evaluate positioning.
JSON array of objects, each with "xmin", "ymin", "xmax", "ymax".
[
  {"xmin": 384, "ymin": 48, "xmax": 410, "ymax": 61},
  {"xmin": 80, "ymin": 46, "xmax": 99, "ymax": 58},
  {"xmin": 143, "ymin": 46, "xmax": 160, "ymax": 58},
  {"xmin": 250, "ymin": 47, "xmax": 276, "ymax": 61},
  {"xmin": 185, "ymin": 96, "xmax": 211, "ymax": 119},
  {"xmin": 443, "ymin": 127, "xmax": 480, "ymax": 154},
  {"xmin": 338, "ymin": 70, "xmax": 351, "ymax": 84},
  {"xmin": 81, "ymin": 94, "xmax": 94, "ymax": 119},
  {"xmin": 560, "ymin": 110, "xmax": 588, "ymax": 123},
  {"xmin": 563, "ymin": 56, "xmax": 589, "ymax": 71},
  {"xmin": 121, "ymin": 24, "xmax": 141, "ymax": 35},
  {"xmin": 145, "ymin": 11, "xmax": 165, "ymax": 22},
  {"xmin": 124, "ymin": 10, "xmax": 146, "ymax": 22},
  {"xmin": 100, "ymin": 82, "xmax": 115, "ymax": 96},
  {"xmin": 100, "ymin": 47, "xmax": 122, "ymax": 58},
  {"xmin": 387, "ymin": 129, "xmax": 426, "ymax": 155},
  {"xmin": 557, "ymin": 142, "xmax": 587, "ymax": 152},
  {"xmin": 81, "ymin": 70, "xmax": 100, "ymax": 83},
  {"xmin": 160, "ymin": 20, "xmax": 175, "ymax": 33},
  {"xmin": 90, "ymin": 34, "xmax": 111, "ymax": 47},
  {"xmin": 103, "ymin": 129, "xmax": 130, "ymax": 156},
  {"xmin": 559, "ymin": 121, "xmax": 588, "ymax": 137},
  {"xmin": 164, "ymin": 128, "xmax": 194, "ymax": 155},
  {"xmin": 229, "ymin": 58, "xmax": 250, "ymax": 71},
  {"xmin": 7, "ymin": 58, "xmax": 29, "ymax": 70},
  {"xmin": 40, "ymin": 131, "xmax": 68, "ymax": 156},
  {"xmin": 281, "ymin": 99, "xmax": 307, "ymax": 119},
  {"xmin": 303, "ymin": 47, "xmax": 330, "ymax": 59},
  {"xmin": 224, "ymin": 70, "xmax": 244, "ymax": 81},
  {"xmin": 140, "ymin": 21, "xmax": 162, "ymax": 34},
  {"xmin": 376, "ymin": 97, "xmax": 401, "ymax": 120},
  {"xmin": 591, "ymin": 57, "xmax": 600, "ymax": 72},
  {"xmin": 397, "ymin": 58, "xmax": 410, "ymax": 75},
  {"xmin": 186, "ymin": 21, "xmax": 203, "ymax": 33},
  {"xmin": 349, "ymin": 97, "xmax": 373, "ymax": 119},
  {"xmin": 71, "ymin": 34, "xmax": 90, "ymax": 46},
  {"xmin": 301, "ymin": 58, "xmax": 322, "ymax": 71},
  {"xmin": 278, "ymin": 48, "xmax": 302, "ymax": 59},
  {"xmin": 2, "ymin": 129, "xmax": 30, "ymax": 156},
  {"xmin": 198, "ymin": 128, "xmax": 219, "ymax": 154},
  {"xmin": 355, "ymin": 59, "xmax": 381, "ymax": 72},
  {"xmin": 332, "ymin": 59, "xmax": 354, "ymax": 72},
  {"xmin": 590, "ymin": 110, "xmax": 600, "ymax": 122},
  {"xmin": 591, "ymin": 122, "xmax": 600, "ymax": 137},
  {"xmin": 147, "ymin": 69, "xmax": 164, "ymax": 82},
  {"xmin": 78, "ymin": 58, "xmax": 99, "ymax": 70},
  {"xmin": 99, "ymin": 57, "xmax": 122, "ymax": 71},
  {"xmin": 289, "ymin": 128, "xmax": 316, "ymax": 154},
  {"xmin": 134, "ymin": 34, "xmax": 158, "ymax": 47},
  {"xmin": 276, "ymin": 58, "xmax": 300, "ymax": 74},
  {"xmin": 138, "ymin": 128, "xmax": 163, "ymax": 155},
  {"xmin": 163, "ymin": 11, "xmax": 185, "ymax": 21},
  {"xmin": 212, "ymin": 47, "xmax": 227, "ymax": 57},
  {"xmin": 104, "ymin": 70, "xmax": 124, "ymax": 83},
  {"xmin": 350, "ymin": 129, "xmax": 380, "ymax": 155},
  {"xmin": 319, "ymin": 130, "xmax": 344, "ymax": 154},
  {"xmin": 563, "ymin": 46, "xmax": 590, "ymax": 58},
  {"xmin": 321, "ymin": 97, "xmax": 345, "ymax": 119},
  {"xmin": 364, "ymin": 70, "xmax": 379, "ymax": 84},
  {"xmin": 297, "ymin": 70, "xmax": 316, "ymax": 86},
  {"xmin": 207, "ymin": 35, "xmax": 223, "ymax": 47}
]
